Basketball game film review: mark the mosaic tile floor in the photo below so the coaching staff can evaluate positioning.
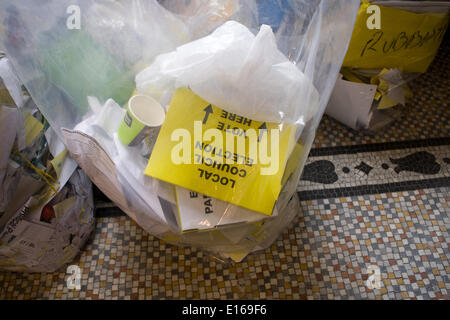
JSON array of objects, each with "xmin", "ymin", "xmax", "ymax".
[{"xmin": 0, "ymin": 40, "xmax": 449, "ymax": 300}]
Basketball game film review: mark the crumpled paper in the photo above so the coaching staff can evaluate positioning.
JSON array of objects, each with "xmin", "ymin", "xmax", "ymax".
[
  {"xmin": 0, "ymin": 55, "xmax": 94, "ymax": 272},
  {"xmin": 341, "ymin": 67, "xmax": 413, "ymax": 110},
  {"xmin": 0, "ymin": 169, "xmax": 94, "ymax": 273}
]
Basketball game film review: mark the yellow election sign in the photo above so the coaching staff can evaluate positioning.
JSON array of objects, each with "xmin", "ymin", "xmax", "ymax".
[
  {"xmin": 145, "ymin": 88, "xmax": 296, "ymax": 216},
  {"xmin": 343, "ymin": 3, "xmax": 449, "ymax": 73}
]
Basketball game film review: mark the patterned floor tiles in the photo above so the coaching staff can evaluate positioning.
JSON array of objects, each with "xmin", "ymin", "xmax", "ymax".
[{"xmin": 0, "ymin": 187, "xmax": 448, "ymax": 300}]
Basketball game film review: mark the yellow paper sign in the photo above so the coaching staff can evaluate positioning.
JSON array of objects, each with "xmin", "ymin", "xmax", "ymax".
[
  {"xmin": 145, "ymin": 88, "xmax": 296, "ymax": 216},
  {"xmin": 343, "ymin": 3, "xmax": 449, "ymax": 73}
]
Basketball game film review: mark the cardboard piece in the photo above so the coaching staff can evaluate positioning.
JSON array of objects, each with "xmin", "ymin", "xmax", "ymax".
[
  {"xmin": 175, "ymin": 186, "xmax": 278, "ymax": 232},
  {"xmin": 325, "ymin": 74, "xmax": 378, "ymax": 130}
]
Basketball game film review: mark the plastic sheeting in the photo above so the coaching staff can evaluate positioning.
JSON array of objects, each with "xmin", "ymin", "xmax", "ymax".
[
  {"xmin": 0, "ymin": 0, "xmax": 359, "ymax": 261},
  {"xmin": 0, "ymin": 56, "xmax": 95, "ymax": 272}
]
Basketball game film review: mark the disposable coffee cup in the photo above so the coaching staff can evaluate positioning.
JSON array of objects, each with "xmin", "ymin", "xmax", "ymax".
[{"xmin": 118, "ymin": 94, "xmax": 166, "ymax": 147}]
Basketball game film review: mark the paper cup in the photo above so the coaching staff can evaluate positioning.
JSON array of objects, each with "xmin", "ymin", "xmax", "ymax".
[{"xmin": 118, "ymin": 94, "xmax": 166, "ymax": 146}]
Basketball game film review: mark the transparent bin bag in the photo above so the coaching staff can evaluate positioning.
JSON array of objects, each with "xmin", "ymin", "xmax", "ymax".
[
  {"xmin": 0, "ymin": 53, "xmax": 93, "ymax": 272},
  {"xmin": 159, "ymin": 0, "xmax": 260, "ymax": 39},
  {"xmin": 0, "ymin": 55, "xmax": 31, "ymax": 213},
  {"xmin": 0, "ymin": 169, "xmax": 95, "ymax": 273},
  {"xmin": 0, "ymin": 0, "xmax": 359, "ymax": 261},
  {"xmin": 0, "ymin": 55, "xmax": 78, "ymax": 215},
  {"xmin": 0, "ymin": 0, "xmax": 191, "ymax": 133}
]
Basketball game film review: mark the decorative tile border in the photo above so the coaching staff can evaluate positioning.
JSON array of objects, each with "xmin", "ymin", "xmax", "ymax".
[
  {"xmin": 310, "ymin": 138, "xmax": 450, "ymax": 157},
  {"xmin": 298, "ymin": 144, "xmax": 450, "ymax": 200}
]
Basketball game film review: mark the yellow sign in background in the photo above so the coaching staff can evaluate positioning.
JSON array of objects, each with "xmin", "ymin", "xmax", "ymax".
[
  {"xmin": 145, "ymin": 88, "xmax": 296, "ymax": 215},
  {"xmin": 343, "ymin": 3, "xmax": 449, "ymax": 73}
]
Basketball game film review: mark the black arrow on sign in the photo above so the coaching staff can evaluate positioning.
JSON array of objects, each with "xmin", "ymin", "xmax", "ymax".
[
  {"xmin": 258, "ymin": 122, "xmax": 267, "ymax": 142},
  {"xmin": 203, "ymin": 105, "xmax": 213, "ymax": 124}
]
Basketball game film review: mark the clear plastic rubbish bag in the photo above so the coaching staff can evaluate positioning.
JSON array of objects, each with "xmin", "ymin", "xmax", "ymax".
[
  {"xmin": 0, "ymin": 55, "xmax": 94, "ymax": 272},
  {"xmin": 0, "ymin": 0, "xmax": 359, "ymax": 262}
]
